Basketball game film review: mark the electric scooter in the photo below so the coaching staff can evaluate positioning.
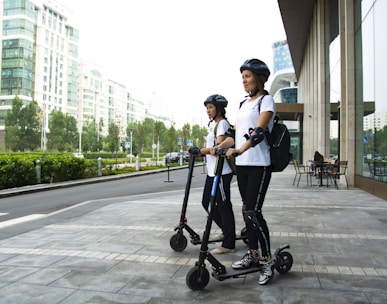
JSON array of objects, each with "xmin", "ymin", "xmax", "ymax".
[
  {"xmin": 185, "ymin": 148, "xmax": 293, "ymax": 290},
  {"xmin": 169, "ymin": 150, "xmax": 247, "ymax": 252}
]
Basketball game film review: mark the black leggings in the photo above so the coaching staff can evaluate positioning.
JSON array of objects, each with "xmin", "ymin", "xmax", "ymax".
[
  {"xmin": 236, "ymin": 165, "xmax": 272, "ymax": 257},
  {"xmin": 201, "ymin": 173, "xmax": 235, "ymax": 249}
]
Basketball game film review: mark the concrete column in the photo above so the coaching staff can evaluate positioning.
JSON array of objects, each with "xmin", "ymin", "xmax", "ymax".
[{"xmin": 339, "ymin": 0, "xmax": 356, "ymax": 187}]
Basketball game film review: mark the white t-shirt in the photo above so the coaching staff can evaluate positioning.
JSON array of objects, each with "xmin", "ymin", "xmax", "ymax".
[
  {"xmin": 235, "ymin": 95, "xmax": 276, "ymax": 166},
  {"xmin": 205, "ymin": 119, "xmax": 233, "ymax": 177}
]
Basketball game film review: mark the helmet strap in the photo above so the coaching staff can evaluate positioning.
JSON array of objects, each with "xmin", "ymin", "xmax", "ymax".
[
  {"xmin": 248, "ymin": 87, "xmax": 260, "ymax": 97},
  {"xmin": 247, "ymin": 74, "xmax": 264, "ymax": 97}
]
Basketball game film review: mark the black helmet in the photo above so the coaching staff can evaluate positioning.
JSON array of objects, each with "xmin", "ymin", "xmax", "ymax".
[
  {"xmin": 240, "ymin": 59, "xmax": 270, "ymax": 80},
  {"xmin": 204, "ymin": 94, "xmax": 228, "ymax": 108}
]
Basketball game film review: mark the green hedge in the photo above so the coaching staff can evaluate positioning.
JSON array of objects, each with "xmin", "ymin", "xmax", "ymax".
[
  {"xmin": 0, "ymin": 152, "xmax": 194, "ymax": 190},
  {"xmin": 0, "ymin": 155, "xmax": 36, "ymax": 189},
  {"xmin": 0, "ymin": 153, "xmax": 86, "ymax": 190}
]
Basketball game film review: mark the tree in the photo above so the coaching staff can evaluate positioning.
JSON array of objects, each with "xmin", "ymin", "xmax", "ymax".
[
  {"xmin": 192, "ymin": 124, "xmax": 208, "ymax": 148},
  {"xmin": 47, "ymin": 111, "xmax": 78, "ymax": 151},
  {"xmin": 19, "ymin": 101, "xmax": 41, "ymax": 150},
  {"xmin": 165, "ymin": 123, "xmax": 178, "ymax": 153},
  {"xmin": 4, "ymin": 125, "xmax": 19, "ymax": 151},
  {"xmin": 180, "ymin": 123, "xmax": 191, "ymax": 150},
  {"xmin": 82, "ymin": 119, "xmax": 100, "ymax": 152},
  {"xmin": 142, "ymin": 118, "xmax": 155, "ymax": 151},
  {"xmin": 106, "ymin": 121, "xmax": 120, "ymax": 153},
  {"xmin": 97, "ymin": 118, "xmax": 104, "ymax": 153},
  {"xmin": 5, "ymin": 97, "xmax": 22, "ymax": 151},
  {"xmin": 135, "ymin": 121, "xmax": 146, "ymax": 155},
  {"xmin": 5, "ymin": 96, "xmax": 40, "ymax": 151}
]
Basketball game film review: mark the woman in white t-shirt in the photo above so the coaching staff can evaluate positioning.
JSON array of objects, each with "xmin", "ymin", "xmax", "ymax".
[
  {"xmin": 221, "ymin": 59, "xmax": 276, "ymax": 285},
  {"xmin": 199, "ymin": 94, "xmax": 236, "ymax": 254}
]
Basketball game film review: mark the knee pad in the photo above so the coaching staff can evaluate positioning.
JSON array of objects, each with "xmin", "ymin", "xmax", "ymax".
[{"xmin": 243, "ymin": 210, "xmax": 259, "ymax": 230}]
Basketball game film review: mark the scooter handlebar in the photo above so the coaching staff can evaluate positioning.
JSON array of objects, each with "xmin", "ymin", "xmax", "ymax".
[{"xmin": 216, "ymin": 148, "xmax": 239, "ymax": 157}]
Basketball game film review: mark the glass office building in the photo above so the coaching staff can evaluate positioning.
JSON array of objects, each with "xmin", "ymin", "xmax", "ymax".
[
  {"xmin": 0, "ymin": 0, "xmax": 79, "ymax": 148},
  {"xmin": 272, "ymin": 40, "xmax": 293, "ymax": 74},
  {"xmin": 278, "ymin": 0, "xmax": 387, "ymax": 199}
]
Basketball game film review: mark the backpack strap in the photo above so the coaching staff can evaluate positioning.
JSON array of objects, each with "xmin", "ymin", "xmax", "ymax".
[
  {"xmin": 213, "ymin": 119, "xmax": 231, "ymax": 146},
  {"xmin": 256, "ymin": 92, "xmax": 273, "ymax": 147},
  {"xmin": 239, "ymin": 91, "xmax": 273, "ymax": 146},
  {"xmin": 213, "ymin": 121, "xmax": 220, "ymax": 146}
]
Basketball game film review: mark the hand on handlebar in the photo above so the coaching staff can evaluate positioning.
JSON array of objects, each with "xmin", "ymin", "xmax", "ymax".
[{"xmin": 225, "ymin": 148, "xmax": 240, "ymax": 158}]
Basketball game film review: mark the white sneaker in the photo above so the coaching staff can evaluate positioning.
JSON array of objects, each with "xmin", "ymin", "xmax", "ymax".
[
  {"xmin": 259, "ymin": 258, "xmax": 275, "ymax": 285},
  {"xmin": 232, "ymin": 250, "xmax": 260, "ymax": 270}
]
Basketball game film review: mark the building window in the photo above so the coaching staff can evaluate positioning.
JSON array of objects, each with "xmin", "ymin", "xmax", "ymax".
[{"xmin": 356, "ymin": 0, "xmax": 387, "ymax": 179}]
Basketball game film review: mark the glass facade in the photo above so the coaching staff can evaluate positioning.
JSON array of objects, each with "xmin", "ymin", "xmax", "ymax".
[
  {"xmin": 272, "ymin": 40, "xmax": 293, "ymax": 74},
  {"xmin": 274, "ymin": 87, "xmax": 298, "ymax": 104},
  {"xmin": 356, "ymin": 0, "xmax": 387, "ymax": 183},
  {"xmin": 1, "ymin": 0, "xmax": 37, "ymax": 127}
]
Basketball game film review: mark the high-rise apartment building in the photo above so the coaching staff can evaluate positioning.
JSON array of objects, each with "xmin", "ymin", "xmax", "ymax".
[
  {"xmin": 1, "ymin": 0, "xmax": 177, "ymax": 150},
  {"xmin": 0, "ymin": 0, "xmax": 79, "ymax": 148}
]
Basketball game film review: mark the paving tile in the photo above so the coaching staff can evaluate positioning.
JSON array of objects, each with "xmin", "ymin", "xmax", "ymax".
[{"xmin": 0, "ymin": 168, "xmax": 385, "ymax": 303}]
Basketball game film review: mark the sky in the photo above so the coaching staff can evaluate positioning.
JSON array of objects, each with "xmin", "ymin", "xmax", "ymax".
[{"xmin": 64, "ymin": 0, "xmax": 286, "ymax": 127}]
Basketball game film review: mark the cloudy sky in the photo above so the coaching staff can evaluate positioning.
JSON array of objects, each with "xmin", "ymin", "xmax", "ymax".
[{"xmin": 64, "ymin": 0, "xmax": 286, "ymax": 127}]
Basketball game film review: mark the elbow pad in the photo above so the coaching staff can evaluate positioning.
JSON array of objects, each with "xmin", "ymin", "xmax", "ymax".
[
  {"xmin": 249, "ymin": 127, "xmax": 265, "ymax": 147},
  {"xmin": 225, "ymin": 127, "xmax": 235, "ymax": 140}
]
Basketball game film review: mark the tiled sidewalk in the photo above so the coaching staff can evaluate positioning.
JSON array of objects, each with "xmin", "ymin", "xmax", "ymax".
[{"xmin": 0, "ymin": 168, "xmax": 386, "ymax": 303}]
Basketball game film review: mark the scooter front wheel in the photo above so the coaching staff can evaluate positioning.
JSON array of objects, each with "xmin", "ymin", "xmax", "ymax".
[
  {"xmin": 186, "ymin": 265, "xmax": 210, "ymax": 290},
  {"xmin": 275, "ymin": 251, "xmax": 293, "ymax": 274},
  {"xmin": 170, "ymin": 233, "xmax": 188, "ymax": 252}
]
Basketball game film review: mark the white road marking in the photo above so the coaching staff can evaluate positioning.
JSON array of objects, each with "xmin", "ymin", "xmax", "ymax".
[{"xmin": 0, "ymin": 214, "xmax": 46, "ymax": 229}]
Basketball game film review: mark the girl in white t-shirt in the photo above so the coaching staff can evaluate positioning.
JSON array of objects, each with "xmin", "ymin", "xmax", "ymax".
[
  {"xmin": 198, "ymin": 94, "xmax": 236, "ymax": 254},
  {"xmin": 220, "ymin": 59, "xmax": 276, "ymax": 285}
]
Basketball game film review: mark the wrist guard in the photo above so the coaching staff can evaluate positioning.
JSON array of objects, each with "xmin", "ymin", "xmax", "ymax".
[
  {"xmin": 249, "ymin": 127, "xmax": 265, "ymax": 147},
  {"xmin": 189, "ymin": 146, "xmax": 201, "ymax": 155}
]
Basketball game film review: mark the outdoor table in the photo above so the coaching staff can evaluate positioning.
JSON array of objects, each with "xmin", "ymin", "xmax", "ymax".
[{"xmin": 315, "ymin": 161, "xmax": 334, "ymax": 187}]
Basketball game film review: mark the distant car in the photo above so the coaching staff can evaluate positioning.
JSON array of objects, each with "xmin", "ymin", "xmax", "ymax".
[
  {"xmin": 73, "ymin": 153, "xmax": 84, "ymax": 158},
  {"xmin": 164, "ymin": 152, "xmax": 179, "ymax": 163},
  {"xmin": 180, "ymin": 151, "xmax": 190, "ymax": 162}
]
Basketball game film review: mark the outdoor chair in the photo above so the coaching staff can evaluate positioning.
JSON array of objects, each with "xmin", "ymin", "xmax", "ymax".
[
  {"xmin": 373, "ymin": 161, "xmax": 387, "ymax": 182},
  {"xmin": 328, "ymin": 160, "xmax": 348, "ymax": 189},
  {"xmin": 293, "ymin": 160, "xmax": 311, "ymax": 187},
  {"xmin": 322, "ymin": 158, "xmax": 338, "ymax": 187}
]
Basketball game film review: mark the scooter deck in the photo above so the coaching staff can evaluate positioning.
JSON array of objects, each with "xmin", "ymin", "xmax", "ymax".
[
  {"xmin": 191, "ymin": 234, "xmax": 247, "ymax": 245},
  {"xmin": 212, "ymin": 266, "xmax": 262, "ymax": 281}
]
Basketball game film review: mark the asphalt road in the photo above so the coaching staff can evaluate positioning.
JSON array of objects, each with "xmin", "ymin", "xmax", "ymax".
[{"xmin": 0, "ymin": 167, "xmax": 208, "ymax": 224}]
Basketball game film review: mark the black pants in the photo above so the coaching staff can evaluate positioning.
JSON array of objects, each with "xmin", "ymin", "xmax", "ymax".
[
  {"xmin": 201, "ymin": 173, "xmax": 236, "ymax": 249},
  {"xmin": 236, "ymin": 165, "xmax": 272, "ymax": 257}
]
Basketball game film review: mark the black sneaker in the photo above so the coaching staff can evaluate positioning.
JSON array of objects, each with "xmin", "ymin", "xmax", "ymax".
[{"xmin": 232, "ymin": 250, "xmax": 260, "ymax": 270}]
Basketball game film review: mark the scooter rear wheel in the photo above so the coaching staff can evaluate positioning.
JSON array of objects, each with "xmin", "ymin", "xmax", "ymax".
[
  {"xmin": 170, "ymin": 233, "xmax": 188, "ymax": 252},
  {"xmin": 186, "ymin": 265, "xmax": 210, "ymax": 290},
  {"xmin": 275, "ymin": 251, "xmax": 293, "ymax": 274}
]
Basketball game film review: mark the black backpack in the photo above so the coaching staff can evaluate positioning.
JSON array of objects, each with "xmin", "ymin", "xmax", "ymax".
[{"xmin": 240, "ymin": 95, "xmax": 292, "ymax": 172}]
